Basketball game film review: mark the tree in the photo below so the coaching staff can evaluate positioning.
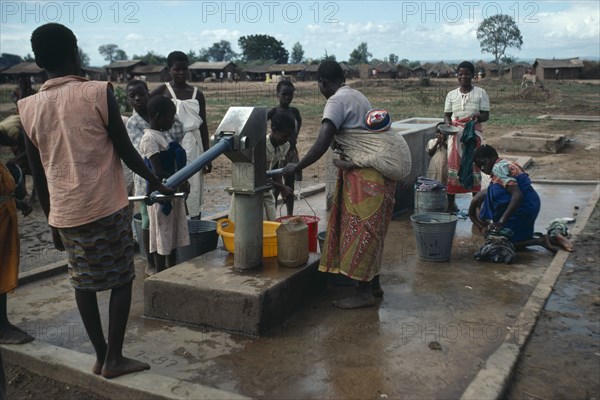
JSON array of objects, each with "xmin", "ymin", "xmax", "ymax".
[
  {"xmin": 389, "ymin": 53, "xmax": 399, "ymax": 65},
  {"xmin": 132, "ymin": 51, "xmax": 166, "ymax": 65},
  {"xmin": 476, "ymin": 14, "xmax": 523, "ymax": 65},
  {"xmin": 98, "ymin": 44, "xmax": 120, "ymax": 63},
  {"xmin": 206, "ymin": 40, "xmax": 237, "ymax": 62},
  {"xmin": 196, "ymin": 48, "xmax": 210, "ymax": 62},
  {"xmin": 238, "ymin": 35, "xmax": 288, "ymax": 63},
  {"xmin": 290, "ymin": 42, "xmax": 304, "ymax": 64},
  {"xmin": 348, "ymin": 42, "xmax": 371, "ymax": 65},
  {"xmin": 321, "ymin": 50, "xmax": 336, "ymax": 62},
  {"xmin": 78, "ymin": 48, "xmax": 90, "ymax": 67},
  {"xmin": 114, "ymin": 49, "xmax": 127, "ymax": 61}
]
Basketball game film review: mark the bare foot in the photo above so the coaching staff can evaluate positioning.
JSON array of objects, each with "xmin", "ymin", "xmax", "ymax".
[
  {"xmin": 445, "ymin": 203, "xmax": 459, "ymax": 213},
  {"xmin": 92, "ymin": 346, "xmax": 107, "ymax": 375},
  {"xmin": 552, "ymin": 233, "xmax": 574, "ymax": 252},
  {"xmin": 333, "ymin": 292, "xmax": 376, "ymax": 309},
  {"xmin": 540, "ymin": 234, "xmax": 559, "ymax": 255},
  {"xmin": 92, "ymin": 360, "xmax": 103, "ymax": 375},
  {"xmin": 371, "ymin": 276, "xmax": 384, "ymax": 298},
  {"xmin": 101, "ymin": 357, "xmax": 150, "ymax": 379},
  {"xmin": 0, "ymin": 324, "xmax": 34, "ymax": 344}
]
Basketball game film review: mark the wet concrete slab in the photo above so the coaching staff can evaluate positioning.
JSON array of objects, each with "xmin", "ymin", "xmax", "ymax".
[
  {"xmin": 500, "ymin": 131, "xmax": 566, "ymax": 153},
  {"xmin": 2, "ymin": 183, "xmax": 596, "ymax": 399}
]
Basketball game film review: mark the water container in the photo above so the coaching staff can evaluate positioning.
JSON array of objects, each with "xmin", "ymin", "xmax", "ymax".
[
  {"xmin": 177, "ymin": 220, "xmax": 219, "ymax": 263},
  {"xmin": 410, "ymin": 213, "xmax": 458, "ymax": 262},
  {"xmin": 414, "ymin": 188, "xmax": 448, "ymax": 214},
  {"xmin": 277, "ymin": 217, "xmax": 309, "ymax": 268}
]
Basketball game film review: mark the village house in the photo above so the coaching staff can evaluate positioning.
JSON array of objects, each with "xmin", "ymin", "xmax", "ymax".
[
  {"xmin": 374, "ymin": 62, "xmax": 397, "ymax": 79},
  {"xmin": 533, "ymin": 58, "xmax": 584, "ymax": 81},
  {"xmin": 0, "ymin": 62, "xmax": 47, "ymax": 83},
  {"xmin": 242, "ymin": 64, "xmax": 272, "ymax": 81},
  {"xmin": 505, "ymin": 63, "xmax": 531, "ymax": 81},
  {"xmin": 130, "ymin": 65, "xmax": 169, "ymax": 82},
  {"xmin": 189, "ymin": 61, "xmax": 238, "ymax": 82},
  {"xmin": 105, "ymin": 60, "xmax": 145, "ymax": 82},
  {"xmin": 81, "ymin": 66, "xmax": 108, "ymax": 81}
]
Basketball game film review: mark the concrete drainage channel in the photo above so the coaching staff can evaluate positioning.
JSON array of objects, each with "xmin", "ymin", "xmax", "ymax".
[{"xmin": 461, "ymin": 183, "xmax": 600, "ymax": 400}]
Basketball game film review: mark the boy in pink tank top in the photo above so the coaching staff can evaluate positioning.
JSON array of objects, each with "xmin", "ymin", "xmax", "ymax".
[{"xmin": 18, "ymin": 23, "xmax": 172, "ymax": 379}]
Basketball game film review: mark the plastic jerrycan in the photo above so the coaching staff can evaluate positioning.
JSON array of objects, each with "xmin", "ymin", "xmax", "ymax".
[{"xmin": 276, "ymin": 217, "xmax": 309, "ymax": 268}]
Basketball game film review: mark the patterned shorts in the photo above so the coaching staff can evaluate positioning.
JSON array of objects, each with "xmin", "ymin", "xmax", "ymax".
[{"xmin": 59, "ymin": 207, "xmax": 135, "ymax": 292}]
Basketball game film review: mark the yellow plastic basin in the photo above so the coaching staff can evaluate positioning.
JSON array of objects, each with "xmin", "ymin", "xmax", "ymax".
[{"xmin": 217, "ymin": 218, "xmax": 281, "ymax": 257}]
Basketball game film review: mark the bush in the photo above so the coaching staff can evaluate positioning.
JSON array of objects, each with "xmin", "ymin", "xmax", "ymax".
[{"xmin": 420, "ymin": 76, "xmax": 431, "ymax": 87}]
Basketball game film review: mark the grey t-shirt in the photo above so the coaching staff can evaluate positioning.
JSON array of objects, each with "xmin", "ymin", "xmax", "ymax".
[{"xmin": 322, "ymin": 85, "xmax": 372, "ymax": 130}]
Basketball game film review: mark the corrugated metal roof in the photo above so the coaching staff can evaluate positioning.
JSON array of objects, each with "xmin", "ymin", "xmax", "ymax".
[
  {"xmin": 132, "ymin": 65, "xmax": 167, "ymax": 74},
  {"xmin": 243, "ymin": 64, "xmax": 272, "ymax": 73},
  {"xmin": 534, "ymin": 58, "xmax": 584, "ymax": 69},
  {"xmin": 106, "ymin": 60, "xmax": 144, "ymax": 69},
  {"xmin": 188, "ymin": 61, "xmax": 234, "ymax": 70},
  {"xmin": 81, "ymin": 66, "xmax": 106, "ymax": 73},
  {"xmin": 268, "ymin": 64, "xmax": 304, "ymax": 73},
  {"xmin": 0, "ymin": 62, "xmax": 43, "ymax": 74}
]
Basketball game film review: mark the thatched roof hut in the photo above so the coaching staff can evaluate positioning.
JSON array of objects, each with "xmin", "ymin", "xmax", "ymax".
[{"xmin": 533, "ymin": 58, "xmax": 584, "ymax": 80}]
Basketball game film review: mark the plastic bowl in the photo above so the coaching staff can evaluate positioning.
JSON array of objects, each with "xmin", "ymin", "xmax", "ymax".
[
  {"xmin": 438, "ymin": 125, "xmax": 460, "ymax": 135},
  {"xmin": 217, "ymin": 218, "xmax": 281, "ymax": 257}
]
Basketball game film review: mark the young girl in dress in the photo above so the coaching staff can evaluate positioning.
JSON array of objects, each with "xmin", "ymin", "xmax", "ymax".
[
  {"xmin": 139, "ymin": 96, "xmax": 190, "ymax": 271},
  {"xmin": 151, "ymin": 51, "xmax": 210, "ymax": 219},
  {"xmin": 267, "ymin": 80, "xmax": 303, "ymax": 216},
  {"xmin": 426, "ymin": 122, "xmax": 448, "ymax": 185}
]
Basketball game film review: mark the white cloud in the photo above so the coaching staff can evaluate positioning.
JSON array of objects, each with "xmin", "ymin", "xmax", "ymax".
[{"xmin": 125, "ymin": 33, "xmax": 143, "ymax": 41}]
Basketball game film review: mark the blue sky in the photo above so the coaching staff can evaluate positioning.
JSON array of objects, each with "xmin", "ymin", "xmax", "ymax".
[{"xmin": 1, "ymin": 1, "xmax": 599, "ymax": 66}]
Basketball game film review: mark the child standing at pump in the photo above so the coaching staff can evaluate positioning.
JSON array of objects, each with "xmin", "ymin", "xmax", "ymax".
[
  {"xmin": 229, "ymin": 112, "xmax": 294, "ymax": 222},
  {"xmin": 139, "ymin": 96, "xmax": 190, "ymax": 272},
  {"xmin": 126, "ymin": 80, "xmax": 184, "ymax": 275},
  {"xmin": 151, "ymin": 51, "xmax": 211, "ymax": 219},
  {"xmin": 426, "ymin": 122, "xmax": 448, "ymax": 185},
  {"xmin": 267, "ymin": 80, "xmax": 302, "ymax": 216}
]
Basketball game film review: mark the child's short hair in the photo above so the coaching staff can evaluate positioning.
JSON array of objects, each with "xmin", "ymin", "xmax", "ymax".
[
  {"xmin": 271, "ymin": 112, "xmax": 295, "ymax": 136},
  {"xmin": 30, "ymin": 23, "xmax": 77, "ymax": 70},
  {"xmin": 473, "ymin": 144, "xmax": 498, "ymax": 160},
  {"xmin": 458, "ymin": 61, "xmax": 475, "ymax": 76},
  {"xmin": 147, "ymin": 96, "xmax": 176, "ymax": 116},
  {"xmin": 126, "ymin": 79, "xmax": 148, "ymax": 92},
  {"xmin": 167, "ymin": 51, "xmax": 189, "ymax": 68},
  {"xmin": 276, "ymin": 80, "xmax": 294, "ymax": 93},
  {"xmin": 317, "ymin": 61, "xmax": 345, "ymax": 84}
]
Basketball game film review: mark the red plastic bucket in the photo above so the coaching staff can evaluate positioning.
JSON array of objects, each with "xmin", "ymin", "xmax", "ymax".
[{"xmin": 276, "ymin": 215, "xmax": 320, "ymax": 252}]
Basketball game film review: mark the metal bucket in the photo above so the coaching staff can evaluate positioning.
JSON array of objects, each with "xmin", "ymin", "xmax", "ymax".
[
  {"xmin": 177, "ymin": 220, "xmax": 219, "ymax": 263},
  {"xmin": 132, "ymin": 212, "xmax": 144, "ymax": 252},
  {"xmin": 414, "ymin": 189, "xmax": 447, "ymax": 214},
  {"xmin": 410, "ymin": 213, "xmax": 458, "ymax": 262}
]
